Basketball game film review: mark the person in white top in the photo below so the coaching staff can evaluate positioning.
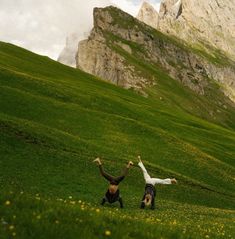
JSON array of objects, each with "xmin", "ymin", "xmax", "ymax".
[{"xmin": 138, "ymin": 156, "xmax": 177, "ymax": 209}]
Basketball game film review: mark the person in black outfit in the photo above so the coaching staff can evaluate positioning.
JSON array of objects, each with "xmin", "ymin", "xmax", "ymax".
[{"xmin": 93, "ymin": 158, "xmax": 133, "ymax": 208}]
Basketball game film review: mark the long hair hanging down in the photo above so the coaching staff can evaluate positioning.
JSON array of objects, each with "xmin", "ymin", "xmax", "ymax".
[{"xmin": 144, "ymin": 194, "xmax": 152, "ymax": 206}]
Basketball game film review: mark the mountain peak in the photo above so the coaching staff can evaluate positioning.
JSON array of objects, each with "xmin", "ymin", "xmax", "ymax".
[
  {"xmin": 159, "ymin": 0, "xmax": 182, "ymax": 19},
  {"xmin": 141, "ymin": 1, "xmax": 155, "ymax": 9},
  {"xmin": 57, "ymin": 33, "xmax": 80, "ymax": 67},
  {"xmin": 137, "ymin": 1, "xmax": 159, "ymax": 29}
]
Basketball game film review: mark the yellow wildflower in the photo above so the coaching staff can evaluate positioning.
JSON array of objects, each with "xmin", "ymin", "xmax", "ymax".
[
  {"xmin": 9, "ymin": 225, "xmax": 15, "ymax": 230},
  {"xmin": 5, "ymin": 200, "xmax": 11, "ymax": 206},
  {"xmin": 105, "ymin": 230, "xmax": 111, "ymax": 236}
]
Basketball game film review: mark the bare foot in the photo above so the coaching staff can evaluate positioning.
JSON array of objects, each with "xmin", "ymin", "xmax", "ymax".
[
  {"xmin": 93, "ymin": 158, "xmax": 101, "ymax": 165},
  {"xmin": 137, "ymin": 155, "xmax": 142, "ymax": 164},
  {"xmin": 171, "ymin": 178, "xmax": 177, "ymax": 184}
]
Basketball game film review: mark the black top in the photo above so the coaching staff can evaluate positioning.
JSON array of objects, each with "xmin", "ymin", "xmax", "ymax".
[
  {"xmin": 105, "ymin": 189, "xmax": 120, "ymax": 203},
  {"xmin": 141, "ymin": 184, "xmax": 156, "ymax": 209},
  {"xmin": 144, "ymin": 184, "xmax": 156, "ymax": 197}
]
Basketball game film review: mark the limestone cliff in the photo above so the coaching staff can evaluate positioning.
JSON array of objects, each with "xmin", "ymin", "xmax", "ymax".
[
  {"xmin": 77, "ymin": 33, "xmax": 150, "ymax": 91},
  {"xmin": 137, "ymin": 1, "xmax": 159, "ymax": 29},
  {"xmin": 76, "ymin": 9, "xmax": 154, "ymax": 92},
  {"xmin": 158, "ymin": 0, "xmax": 235, "ymax": 60},
  {"xmin": 76, "ymin": 6, "xmax": 235, "ymax": 102}
]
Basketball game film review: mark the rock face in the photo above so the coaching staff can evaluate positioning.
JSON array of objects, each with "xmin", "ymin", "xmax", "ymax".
[
  {"xmin": 137, "ymin": 1, "xmax": 159, "ymax": 29},
  {"xmin": 76, "ymin": 9, "xmax": 154, "ymax": 91},
  {"xmin": 158, "ymin": 0, "xmax": 235, "ymax": 60},
  {"xmin": 76, "ymin": 6, "xmax": 235, "ymax": 102},
  {"xmin": 159, "ymin": 0, "xmax": 182, "ymax": 19},
  {"xmin": 77, "ymin": 33, "xmax": 148, "ymax": 89},
  {"xmin": 58, "ymin": 33, "xmax": 80, "ymax": 67}
]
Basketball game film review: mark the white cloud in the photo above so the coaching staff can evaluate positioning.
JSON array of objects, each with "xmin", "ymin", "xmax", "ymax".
[
  {"xmin": 111, "ymin": 0, "xmax": 140, "ymax": 16},
  {"xmin": 0, "ymin": 0, "xmax": 161, "ymax": 60},
  {"xmin": 112, "ymin": 0, "xmax": 160, "ymax": 16}
]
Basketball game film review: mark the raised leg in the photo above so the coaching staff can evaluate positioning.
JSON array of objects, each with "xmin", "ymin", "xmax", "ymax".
[
  {"xmin": 98, "ymin": 164, "xmax": 116, "ymax": 182},
  {"xmin": 94, "ymin": 158, "xmax": 115, "ymax": 182},
  {"xmin": 138, "ymin": 161, "xmax": 151, "ymax": 182},
  {"xmin": 150, "ymin": 178, "xmax": 172, "ymax": 185},
  {"xmin": 114, "ymin": 161, "xmax": 133, "ymax": 184}
]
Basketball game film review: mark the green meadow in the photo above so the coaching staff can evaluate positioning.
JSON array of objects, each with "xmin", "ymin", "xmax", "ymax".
[{"xmin": 0, "ymin": 41, "xmax": 235, "ymax": 238}]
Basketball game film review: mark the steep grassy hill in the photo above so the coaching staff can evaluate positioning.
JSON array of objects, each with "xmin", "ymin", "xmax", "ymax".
[{"xmin": 0, "ymin": 41, "xmax": 235, "ymax": 239}]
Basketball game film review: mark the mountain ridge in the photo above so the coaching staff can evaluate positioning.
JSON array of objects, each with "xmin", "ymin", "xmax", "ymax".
[
  {"xmin": 137, "ymin": 1, "xmax": 159, "ymax": 29},
  {"xmin": 76, "ymin": 6, "xmax": 235, "ymax": 106}
]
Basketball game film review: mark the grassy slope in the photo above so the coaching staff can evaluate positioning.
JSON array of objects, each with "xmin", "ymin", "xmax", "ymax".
[{"xmin": 0, "ymin": 41, "xmax": 235, "ymax": 239}]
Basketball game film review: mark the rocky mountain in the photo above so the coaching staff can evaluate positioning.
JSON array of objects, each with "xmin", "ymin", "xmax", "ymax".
[
  {"xmin": 76, "ymin": 6, "xmax": 235, "ymax": 102},
  {"xmin": 58, "ymin": 33, "xmax": 80, "ymax": 67},
  {"xmin": 158, "ymin": 0, "xmax": 235, "ymax": 60},
  {"xmin": 76, "ymin": 28, "xmax": 152, "ymax": 91},
  {"xmin": 137, "ymin": 1, "xmax": 159, "ymax": 29},
  {"xmin": 136, "ymin": 0, "xmax": 235, "ymax": 61}
]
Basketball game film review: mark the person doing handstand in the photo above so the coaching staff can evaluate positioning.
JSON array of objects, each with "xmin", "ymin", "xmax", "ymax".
[
  {"xmin": 93, "ymin": 158, "xmax": 133, "ymax": 208},
  {"xmin": 138, "ymin": 156, "xmax": 177, "ymax": 210}
]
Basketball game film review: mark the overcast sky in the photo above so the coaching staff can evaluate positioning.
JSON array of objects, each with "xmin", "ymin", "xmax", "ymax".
[{"xmin": 0, "ymin": 0, "xmax": 161, "ymax": 59}]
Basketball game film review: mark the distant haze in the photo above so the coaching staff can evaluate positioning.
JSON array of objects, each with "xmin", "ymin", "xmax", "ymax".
[{"xmin": 0, "ymin": 0, "xmax": 160, "ymax": 59}]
